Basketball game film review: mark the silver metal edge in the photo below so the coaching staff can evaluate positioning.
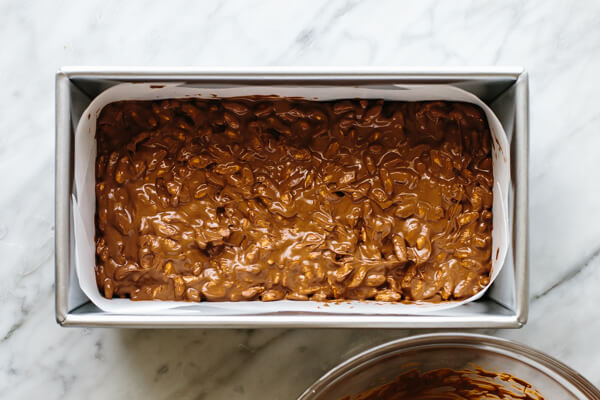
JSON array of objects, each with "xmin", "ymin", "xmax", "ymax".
[
  {"xmin": 514, "ymin": 71, "xmax": 530, "ymax": 325},
  {"xmin": 59, "ymin": 66, "xmax": 524, "ymax": 81},
  {"xmin": 57, "ymin": 67, "xmax": 526, "ymax": 328},
  {"xmin": 55, "ymin": 70, "xmax": 71, "ymax": 325},
  {"xmin": 297, "ymin": 333, "xmax": 600, "ymax": 400},
  {"xmin": 61, "ymin": 313, "xmax": 518, "ymax": 329}
]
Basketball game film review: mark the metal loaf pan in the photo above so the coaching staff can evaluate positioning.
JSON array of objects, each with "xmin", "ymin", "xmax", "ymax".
[{"xmin": 55, "ymin": 67, "xmax": 529, "ymax": 328}]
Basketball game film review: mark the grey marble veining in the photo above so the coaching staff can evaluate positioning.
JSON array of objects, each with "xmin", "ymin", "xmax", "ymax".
[{"xmin": 1, "ymin": 0, "xmax": 600, "ymax": 398}]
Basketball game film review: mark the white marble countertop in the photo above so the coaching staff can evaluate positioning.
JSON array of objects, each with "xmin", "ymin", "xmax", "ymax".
[{"xmin": 2, "ymin": 0, "xmax": 600, "ymax": 398}]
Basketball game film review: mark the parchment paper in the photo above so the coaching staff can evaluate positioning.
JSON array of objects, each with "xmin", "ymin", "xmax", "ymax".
[{"xmin": 73, "ymin": 83, "xmax": 509, "ymax": 315}]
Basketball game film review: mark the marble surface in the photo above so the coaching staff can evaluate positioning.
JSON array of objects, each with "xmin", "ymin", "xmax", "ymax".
[{"xmin": 1, "ymin": 0, "xmax": 600, "ymax": 398}]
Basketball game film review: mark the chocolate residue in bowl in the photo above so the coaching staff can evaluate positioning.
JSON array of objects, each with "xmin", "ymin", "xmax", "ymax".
[{"xmin": 341, "ymin": 367, "xmax": 544, "ymax": 400}]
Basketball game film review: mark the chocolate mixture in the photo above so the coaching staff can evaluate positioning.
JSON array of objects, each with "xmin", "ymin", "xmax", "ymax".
[
  {"xmin": 340, "ymin": 368, "xmax": 544, "ymax": 400},
  {"xmin": 94, "ymin": 97, "xmax": 493, "ymax": 302}
]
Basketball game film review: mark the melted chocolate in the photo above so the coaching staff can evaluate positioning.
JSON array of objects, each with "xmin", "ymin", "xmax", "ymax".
[
  {"xmin": 340, "ymin": 368, "xmax": 544, "ymax": 400},
  {"xmin": 94, "ymin": 97, "xmax": 493, "ymax": 302}
]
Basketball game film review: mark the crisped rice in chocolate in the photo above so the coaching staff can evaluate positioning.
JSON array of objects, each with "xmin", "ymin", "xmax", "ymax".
[{"xmin": 95, "ymin": 97, "xmax": 493, "ymax": 302}]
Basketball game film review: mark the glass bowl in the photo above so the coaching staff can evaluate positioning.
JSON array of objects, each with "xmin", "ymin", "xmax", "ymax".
[{"xmin": 298, "ymin": 333, "xmax": 600, "ymax": 400}]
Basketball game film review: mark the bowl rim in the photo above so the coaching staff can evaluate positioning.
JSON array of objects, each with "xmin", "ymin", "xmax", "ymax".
[{"xmin": 297, "ymin": 333, "xmax": 600, "ymax": 400}]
